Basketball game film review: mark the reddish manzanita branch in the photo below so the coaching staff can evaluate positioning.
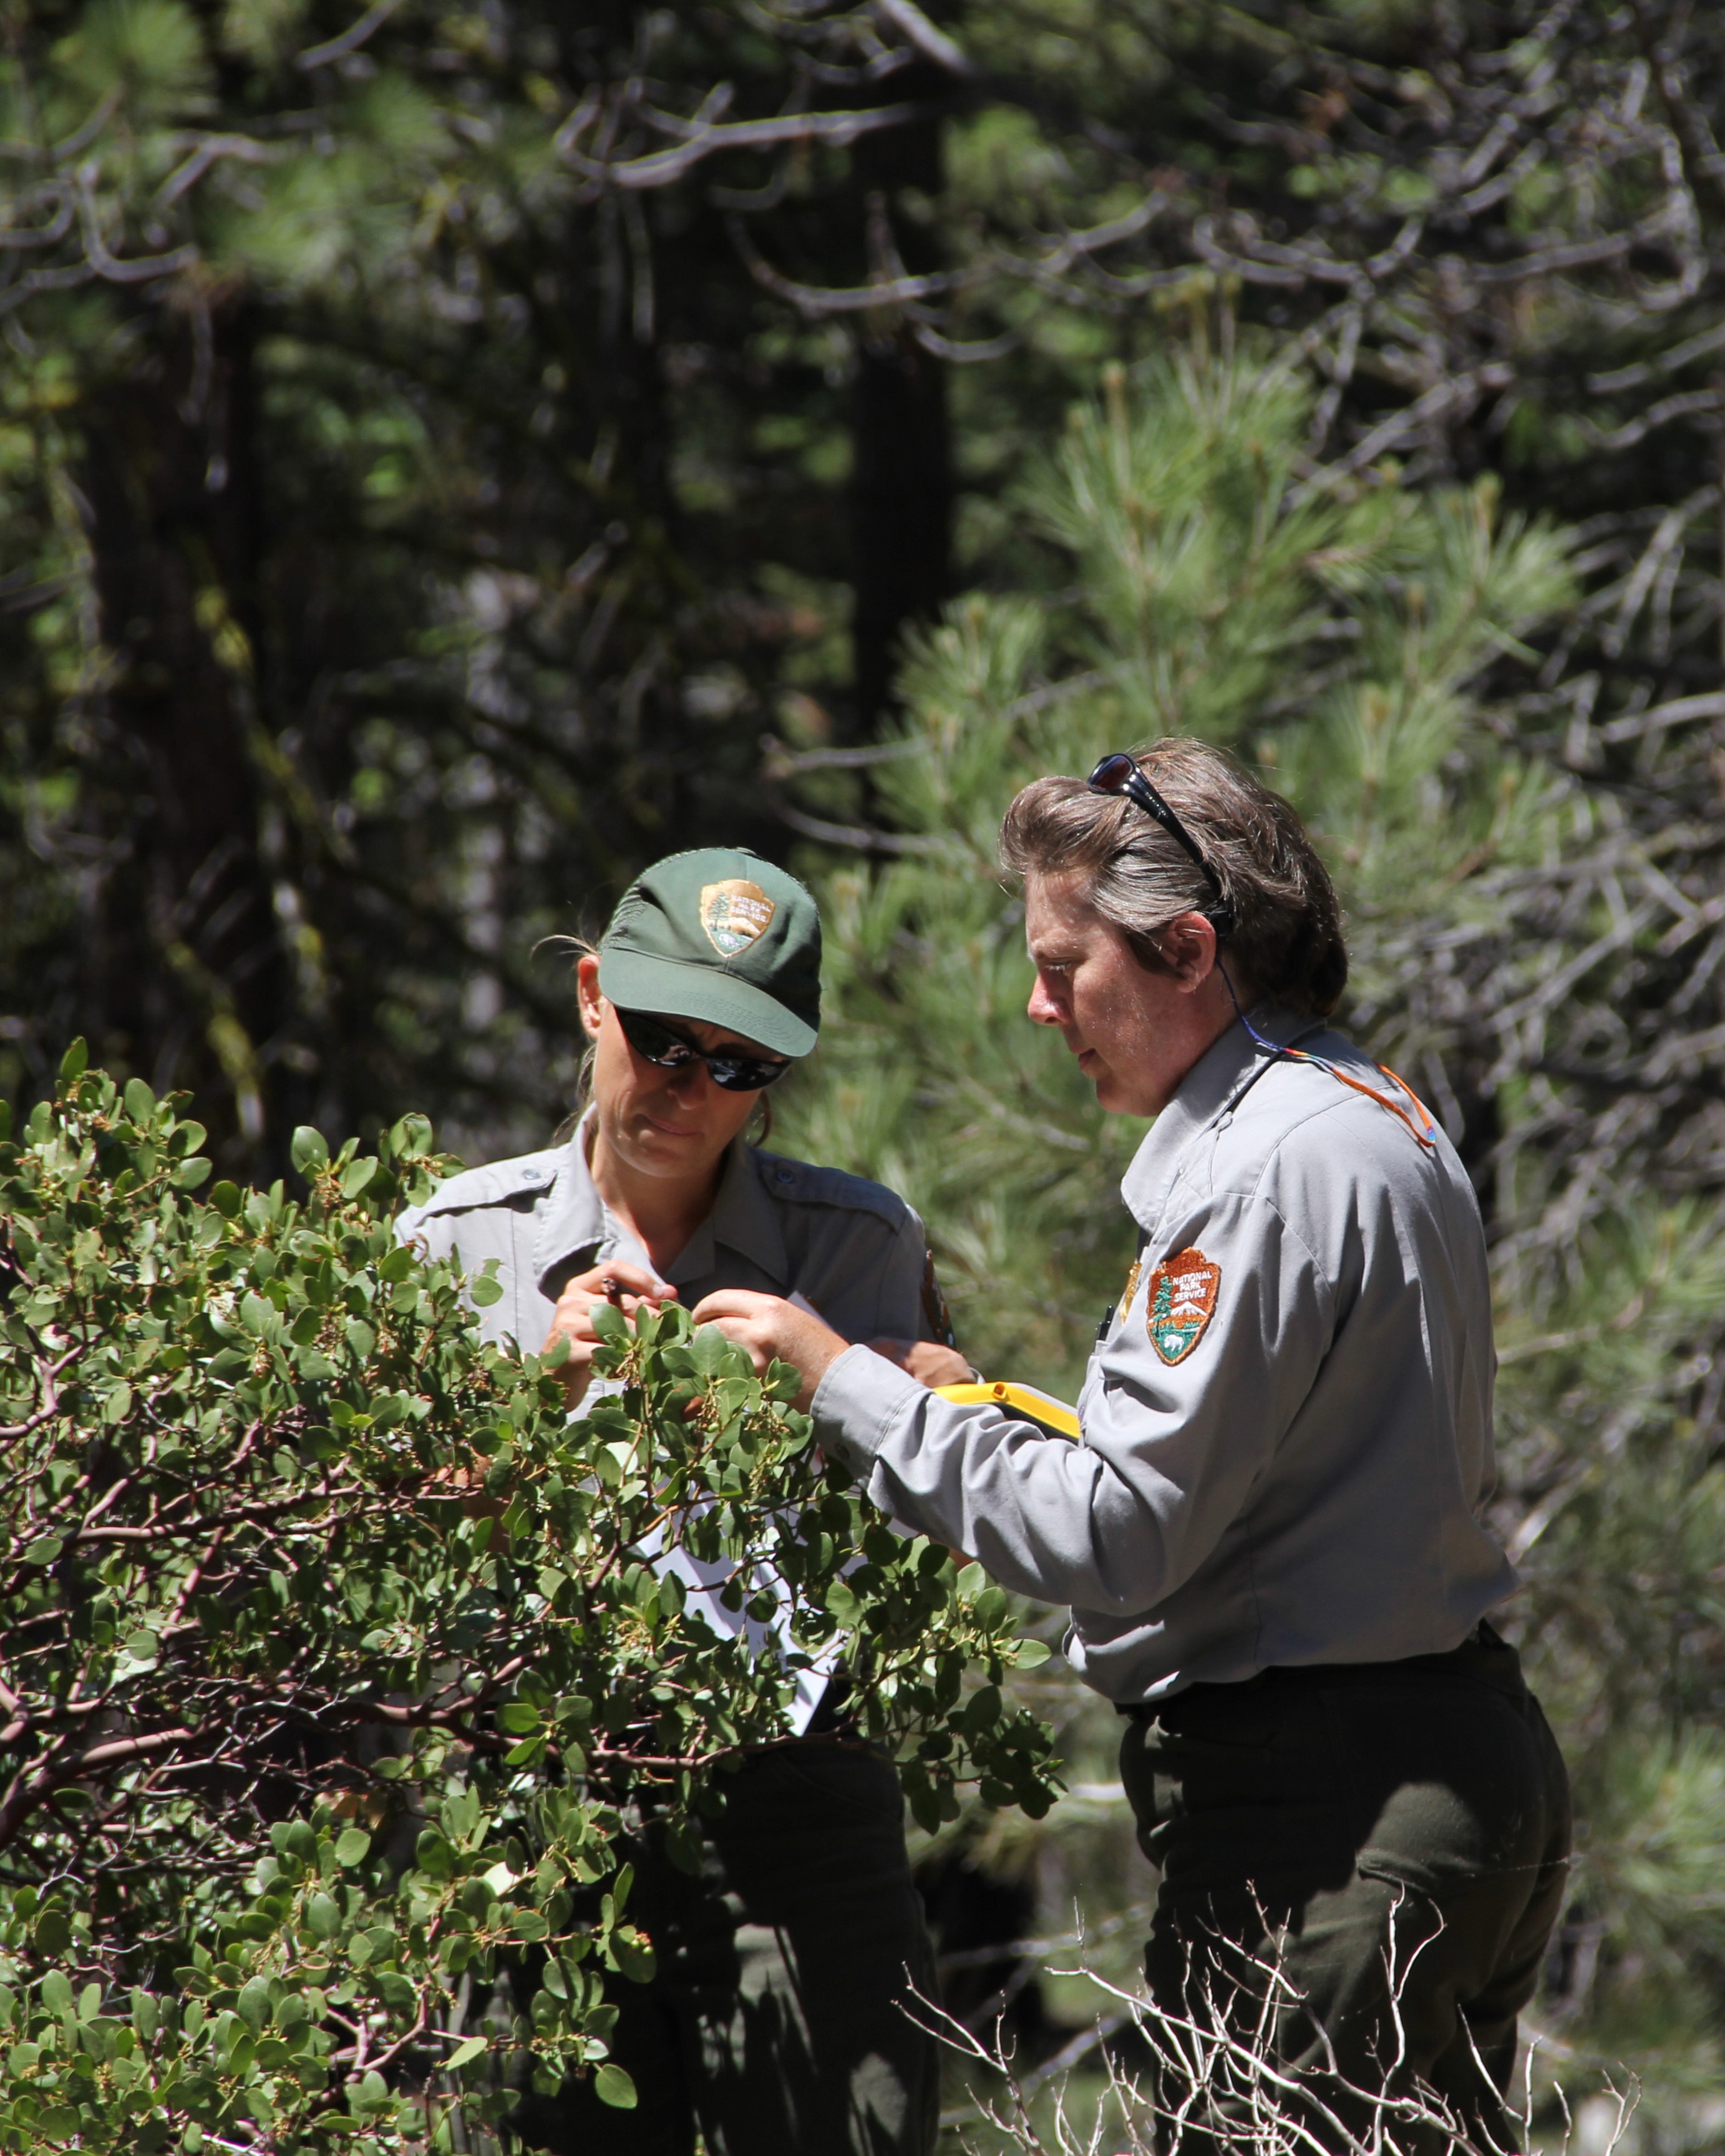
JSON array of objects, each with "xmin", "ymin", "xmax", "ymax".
[{"xmin": 0, "ymin": 1726, "xmax": 199, "ymax": 1850}]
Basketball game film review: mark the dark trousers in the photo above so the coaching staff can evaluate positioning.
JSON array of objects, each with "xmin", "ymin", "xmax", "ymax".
[
  {"xmin": 512, "ymin": 1742, "xmax": 939, "ymax": 2156},
  {"xmin": 1119, "ymin": 1628, "xmax": 1572, "ymax": 2152}
]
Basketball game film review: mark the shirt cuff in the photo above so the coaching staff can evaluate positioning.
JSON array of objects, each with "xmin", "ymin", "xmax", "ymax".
[{"xmin": 811, "ymin": 1343, "xmax": 926, "ymax": 1464}]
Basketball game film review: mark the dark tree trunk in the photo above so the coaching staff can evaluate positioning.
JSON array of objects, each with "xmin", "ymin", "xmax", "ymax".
[
  {"xmin": 850, "ymin": 99, "xmax": 952, "ymax": 732},
  {"xmin": 77, "ymin": 304, "xmax": 289, "ymax": 1169},
  {"xmin": 852, "ymin": 327, "xmax": 951, "ymax": 731}
]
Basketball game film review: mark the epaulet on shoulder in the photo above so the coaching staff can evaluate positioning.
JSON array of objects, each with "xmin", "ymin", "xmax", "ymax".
[
  {"xmin": 752, "ymin": 1149, "xmax": 911, "ymax": 1228},
  {"xmin": 415, "ymin": 1146, "xmax": 564, "ymax": 1216}
]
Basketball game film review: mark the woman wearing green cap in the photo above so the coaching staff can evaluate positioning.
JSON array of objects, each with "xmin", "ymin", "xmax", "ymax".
[{"xmin": 397, "ymin": 847, "xmax": 966, "ymax": 2156}]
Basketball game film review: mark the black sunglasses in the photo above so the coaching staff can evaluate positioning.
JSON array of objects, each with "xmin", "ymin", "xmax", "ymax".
[
  {"xmin": 614, "ymin": 1007, "xmax": 792, "ymax": 1092},
  {"xmin": 1087, "ymin": 752, "xmax": 1235, "ymax": 937}
]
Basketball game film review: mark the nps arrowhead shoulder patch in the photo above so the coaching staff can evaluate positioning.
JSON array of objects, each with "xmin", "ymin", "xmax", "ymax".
[{"xmin": 1145, "ymin": 1247, "xmax": 1221, "ymax": 1365}]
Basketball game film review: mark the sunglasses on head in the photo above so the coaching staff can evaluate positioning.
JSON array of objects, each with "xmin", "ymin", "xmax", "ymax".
[
  {"xmin": 614, "ymin": 1007, "xmax": 792, "ymax": 1092},
  {"xmin": 1087, "ymin": 752, "xmax": 1235, "ymax": 936}
]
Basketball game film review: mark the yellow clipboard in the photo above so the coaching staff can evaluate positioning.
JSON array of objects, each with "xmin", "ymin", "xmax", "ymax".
[{"xmin": 934, "ymin": 1379, "xmax": 1081, "ymax": 1442}]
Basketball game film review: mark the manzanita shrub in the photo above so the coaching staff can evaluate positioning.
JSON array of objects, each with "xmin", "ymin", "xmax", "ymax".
[{"xmin": 0, "ymin": 1047, "xmax": 1059, "ymax": 2153}]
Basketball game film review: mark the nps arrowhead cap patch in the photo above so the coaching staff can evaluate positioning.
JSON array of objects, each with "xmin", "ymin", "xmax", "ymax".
[
  {"xmin": 699, "ymin": 878, "xmax": 775, "ymax": 955},
  {"xmin": 1146, "ymin": 1248, "xmax": 1221, "ymax": 1365}
]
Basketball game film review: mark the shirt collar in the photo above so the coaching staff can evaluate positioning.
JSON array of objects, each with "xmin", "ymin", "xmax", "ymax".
[
  {"xmin": 529, "ymin": 1111, "xmax": 792, "ymax": 1294},
  {"xmin": 1120, "ymin": 1004, "xmax": 1319, "ymax": 1236},
  {"xmin": 530, "ymin": 1115, "xmax": 611, "ymax": 1293}
]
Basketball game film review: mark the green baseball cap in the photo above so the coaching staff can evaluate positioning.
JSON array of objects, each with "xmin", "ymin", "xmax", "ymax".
[{"xmin": 597, "ymin": 848, "xmax": 822, "ymax": 1057}]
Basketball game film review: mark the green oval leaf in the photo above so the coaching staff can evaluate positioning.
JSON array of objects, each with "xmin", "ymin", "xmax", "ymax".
[
  {"xmin": 414, "ymin": 1829, "xmax": 456, "ymax": 1878},
  {"xmin": 340, "ymin": 1156, "xmax": 379, "ymax": 1199},
  {"xmin": 595, "ymin": 2064, "xmax": 638, "ymax": 2110},
  {"xmin": 962, "ymin": 1683, "xmax": 1002, "ymax": 1734},
  {"xmin": 33, "ymin": 1911, "xmax": 70, "ymax": 1957},
  {"xmin": 290, "ymin": 1125, "xmax": 329, "ymax": 1173},
  {"xmin": 590, "ymin": 1299, "xmax": 629, "ymax": 1344}
]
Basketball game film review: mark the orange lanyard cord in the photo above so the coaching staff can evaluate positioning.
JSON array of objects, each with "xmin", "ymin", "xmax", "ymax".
[
  {"xmin": 1216, "ymin": 963, "xmax": 1440, "ymax": 1150},
  {"xmin": 1282, "ymin": 1049, "xmax": 1439, "ymax": 1149}
]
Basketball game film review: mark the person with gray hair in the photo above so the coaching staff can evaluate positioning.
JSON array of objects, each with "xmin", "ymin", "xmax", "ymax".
[{"xmin": 696, "ymin": 741, "xmax": 1571, "ymax": 2150}]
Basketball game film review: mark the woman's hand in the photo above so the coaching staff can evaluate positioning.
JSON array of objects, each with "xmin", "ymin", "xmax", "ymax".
[
  {"xmin": 688, "ymin": 1290, "xmax": 849, "ymax": 1411},
  {"xmin": 542, "ymin": 1260, "xmax": 676, "ymax": 1407},
  {"xmin": 868, "ymin": 1339, "xmax": 975, "ymax": 1389}
]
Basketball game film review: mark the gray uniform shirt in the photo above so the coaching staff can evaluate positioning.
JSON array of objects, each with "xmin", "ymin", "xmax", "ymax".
[
  {"xmin": 396, "ymin": 1117, "xmax": 940, "ymax": 1733},
  {"xmin": 811, "ymin": 1008, "xmax": 1517, "ymax": 1704},
  {"xmin": 394, "ymin": 1114, "xmax": 935, "ymax": 1352}
]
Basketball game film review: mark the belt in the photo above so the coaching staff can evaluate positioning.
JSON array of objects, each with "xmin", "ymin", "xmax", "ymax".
[{"xmin": 1118, "ymin": 1619, "xmax": 1509, "ymax": 1721}]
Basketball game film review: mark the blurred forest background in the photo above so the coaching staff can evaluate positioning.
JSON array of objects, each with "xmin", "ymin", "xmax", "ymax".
[{"xmin": 6, "ymin": 0, "xmax": 1725, "ymax": 2141}]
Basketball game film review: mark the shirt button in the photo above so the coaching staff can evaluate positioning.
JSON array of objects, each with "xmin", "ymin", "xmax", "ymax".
[{"xmin": 776, "ymin": 1169, "xmax": 794, "ymax": 1185}]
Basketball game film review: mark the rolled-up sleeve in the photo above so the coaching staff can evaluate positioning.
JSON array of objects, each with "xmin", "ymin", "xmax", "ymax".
[{"xmin": 812, "ymin": 1190, "xmax": 1334, "ymax": 1613}]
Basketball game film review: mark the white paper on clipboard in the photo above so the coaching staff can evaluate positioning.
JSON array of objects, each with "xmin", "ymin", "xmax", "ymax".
[{"xmin": 642, "ymin": 1285, "xmax": 839, "ymax": 1732}]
